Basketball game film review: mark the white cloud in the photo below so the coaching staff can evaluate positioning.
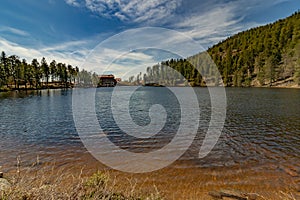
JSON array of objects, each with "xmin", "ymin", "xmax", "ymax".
[
  {"xmin": 63, "ymin": 0, "xmax": 297, "ymax": 49},
  {"xmin": 64, "ymin": 0, "xmax": 284, "ymax": 48},
  {"xmin": 81, "ymin": 47, "xmax": 159, "ymax": 78},
  {"xmin": 97, "ymin": 50, "xmax": 158, "ymax": 79},
  {"xmin": 0, "ymin": 26, "xmax": 29, "ymax": 36},
  {"xmin": 0, "ymin": 37, "xmax": 41, "ymax": 59},
  {"xmin": 172, "ymin": 5, "xmax": 245, "ymax": 46},
  {"xmin": 65, "ymin": 0, "xmax": 81, "ymax": 7},
  {"xmin": 0, "ymin": 37, "xmax": 86, "ymax": 68},
  {"xmin": 41, "ymin": 40, "xmax": 90, "ymax": 52},
  {"xmin": 168, "ymin": 0, "xmax": 278, "ymax": 47},
  {"xmin": 65, "ymin": 0, "xmax": 182, "ymax": 24},
  {"xmin": 81, "ymin": 27, "xmax": 205, "ymax": 79}
]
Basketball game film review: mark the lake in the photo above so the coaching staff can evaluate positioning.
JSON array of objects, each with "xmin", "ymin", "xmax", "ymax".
[{"xmin": 0, "ymin": 87, "xmax": 299, "ymax": 198}]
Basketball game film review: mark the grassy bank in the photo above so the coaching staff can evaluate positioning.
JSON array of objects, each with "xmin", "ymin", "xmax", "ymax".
[
  {"xmin": 0, "ymin": 167, "xmax": 162, "ymax": 200},
  {"xmin": 1, "ymin": 163, "xmax": 299, "ymax": 200}
]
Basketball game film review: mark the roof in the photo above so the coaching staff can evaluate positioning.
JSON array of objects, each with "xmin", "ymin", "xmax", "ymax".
[{"xmin": 99, "ymin": 74, "xmax": 115, "ymax": 79}]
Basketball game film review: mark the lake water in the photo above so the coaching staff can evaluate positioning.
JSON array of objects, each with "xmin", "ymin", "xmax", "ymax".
[{"xmin": 0, "ymin": 87, "xmax": 299, "ymax": 198}]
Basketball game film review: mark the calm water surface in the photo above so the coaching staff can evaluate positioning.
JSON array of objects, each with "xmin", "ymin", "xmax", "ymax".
[{"xmin": 0, "ymin": 87, "xmax": 299, "ymax": 197}]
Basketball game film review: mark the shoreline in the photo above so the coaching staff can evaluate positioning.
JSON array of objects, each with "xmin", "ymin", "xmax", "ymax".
[
  {"xmin": 1, "ymin": 160, "xmax": 299, "ymax": 200},
  {"xmin": 0, "ymin": 86, "xmax": 73, "ymax": 93},
  {"xmin": 1, "ymin": 79, "xmax": 299, "ymax": 93}
]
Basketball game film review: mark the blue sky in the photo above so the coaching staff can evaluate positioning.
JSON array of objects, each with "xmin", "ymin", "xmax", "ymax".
[{"xmin": 0, "ymin": 0, "xmax": 299, "ymax": 78}]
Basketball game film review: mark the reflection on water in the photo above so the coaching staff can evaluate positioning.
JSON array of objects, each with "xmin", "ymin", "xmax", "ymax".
[{"xmin": 0, "ymin": 87, "xmax": 300, "ymax": 196}]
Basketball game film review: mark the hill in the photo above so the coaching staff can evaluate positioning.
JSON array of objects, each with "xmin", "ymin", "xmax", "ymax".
[
  {"xmin": 132, "ymin": 11, "xmax": 300, "ymax": 88},
  {"xmin": 203, "ymin": 10, "xmax": 300, "ymax": 87}
]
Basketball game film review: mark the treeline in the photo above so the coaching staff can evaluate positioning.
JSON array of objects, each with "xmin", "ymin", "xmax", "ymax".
[
  {"xmin": 127, "ymin": 59, "xmax": 205, "ymax": 86},
  {"xmin": 129, "ymin": 11, "xmax": 300, "ymax": 87},
  {"xmin": 0, "ymin": 51, "xmax": 99, "ymax": 90}
]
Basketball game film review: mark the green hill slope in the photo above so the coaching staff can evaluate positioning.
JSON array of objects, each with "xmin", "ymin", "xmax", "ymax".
[
  {"xmin": 136, "ymin": 11, "xmax": 300, "ymax": 87},
  {"xmin": 201, "ymin": 11, "xmax": 300, "ymax": 87}
]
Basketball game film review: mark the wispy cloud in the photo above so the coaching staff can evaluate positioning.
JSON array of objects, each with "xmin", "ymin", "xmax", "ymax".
[
  {"xmin": 0, "ymin": 37, "xmax": 41, "ymax": 59},
  {"xmin": 0, "ymin": 26, "xmax": 29, "ymax": 37},
  {"xmin": 41, "ymin": 40, "xmax": 90, "ymax": 53},
  {"xmin": 65, "ymin": 0, "xmax": 182, "ymax": 24},
  {"xmin": 65, "ymin": 0, "xmax": 82, "ymax": 7},
  {"xmin": 81, "ymin": 27, "xmax": 204, "ymax": 79},
  {"xmin": 0, "ymin": 37, "xmax": 86, "ymax": 67},
  {"xmin": 168, "ymin": 0, "xmax": 288, "ymax": 47},
  {"xmin": 171, "ymin": 3, "xmax": 248, "ymax": 46},
  {"xmin": 97, "ymin": 50, "xmax": 158, "ymax": 78},
  {"xmin": 64, "ymin": 0, "xmax": 286, "ymax": 47}
]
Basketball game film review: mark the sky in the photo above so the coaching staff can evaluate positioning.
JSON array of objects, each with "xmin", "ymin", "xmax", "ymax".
[{"xmin": 0, "ymin": 0, "xmax": 299, "ymax": 78}]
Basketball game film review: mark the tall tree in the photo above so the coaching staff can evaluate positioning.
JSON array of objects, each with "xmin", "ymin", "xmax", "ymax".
[
  {"xmin": 41, "ymin": 57, "xmax": 49, "ymax": 87},
  {"xmin": 21, "ymin": 59, "xmax": 29, "ymax": 89},
  {"xmin": 49, "ymin": 60, "xmax": 57, "ymax": 82},
  {"xmin": 31, "ymin": 59, "xmax": 41, "ymax": 89},
  {"xmin": 0, "ymin": 51, "xmax": 8, "ymax": 87},
  {"xmin": 8, "ymin": 55, "xmax": 20, "ymax": 89}
]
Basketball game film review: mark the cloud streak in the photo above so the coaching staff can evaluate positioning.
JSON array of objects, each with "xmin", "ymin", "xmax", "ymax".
[
  {"xmin": 0, "ymin": 26, "xmax": 30, "ymax": 36},
  {"xmin": 167, "ymin": 0, "xmax": 292, "ymax": 47},
  {"xmin": 0, "ymin": 37, "xmax": 86, "ymax": 68},
  {"xmin": 81, "ymin": 27, "xmax": 206, "ymax": 79},
  {"xmin": 171, "ymin": 2, "xmax": 249, "ymax": 47},
  {"xmin": 65, "ymin": 0, "xmax": 81, "ymax": 7},
  {"xmin": 64, "ymin": 0, "xmax": 286, "ymax": 47},
  {"xmin": 65, "ymin": 0, "xmax": 182, "ymax": 24}
]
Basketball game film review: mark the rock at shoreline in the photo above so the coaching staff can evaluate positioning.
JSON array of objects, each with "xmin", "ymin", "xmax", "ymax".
[
  {"xmin": 0, "ymin": 178, "xmax": 11, "ymax": 191},
  {"xmin": 209, "ymin": 189, "xmax": 258, "ymax": 200},
  {"xmin": 209, "ymin": 191, "xmax": 223, "ymax": 199}
]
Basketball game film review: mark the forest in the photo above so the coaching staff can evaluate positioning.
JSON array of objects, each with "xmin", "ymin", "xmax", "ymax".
[
  {"xmin": 0, "ymin": 51, "xmax": 99, "ymax": 91},
  {"xmin": 129, "ymin": 11, "xmax": 300, "ymax": 87}
]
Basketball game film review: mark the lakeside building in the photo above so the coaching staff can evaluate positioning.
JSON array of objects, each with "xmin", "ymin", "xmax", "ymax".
[{"xmin": 98, "ymin": 74, "xmax": 121, "ymax": 87}]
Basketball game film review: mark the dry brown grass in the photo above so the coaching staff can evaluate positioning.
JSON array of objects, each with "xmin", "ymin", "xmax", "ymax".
[
  {"xmin": 0, "ymin": 162, "xmax": 162, "ymax": 200},
  {"xmin": 1, "ymin": 157, "xmax": 299, "ymax": 200}
]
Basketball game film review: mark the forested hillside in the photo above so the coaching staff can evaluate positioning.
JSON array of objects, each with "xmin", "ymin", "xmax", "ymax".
[
  {"xmin": 135, "ymin": 11, "xmax": 300, "ymax": 87},
  {"xmin": 204, "ymin": 10, "xmax": 300, "ymax": 87}
]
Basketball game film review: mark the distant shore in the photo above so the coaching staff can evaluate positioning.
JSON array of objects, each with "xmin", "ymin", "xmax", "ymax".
[
  {"xmin": 0, "ymin": 86, "xmax": 72, "ymax": 93},
  {"xmin": 0, "ymin": 82, "xmax": 76, "ymax": 93},
  {"xmin": 1, "ymin": 82, "xmax": 299, "ymax": 93},
  {"xmin": 118, "ymin": 76, "xmax": 300, "ymax": 89}
]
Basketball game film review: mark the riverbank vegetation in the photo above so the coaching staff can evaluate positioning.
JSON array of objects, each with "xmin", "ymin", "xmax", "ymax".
[
  {"xmin": 1, "ymin": 164, "xmax": 298, "ymax": 200},
  {"xmin": 1, "ymin": 169, "xmax": 161, "ymax": 200},
  {"xmin": 128, "ymin": 11, "xmax": 300, "ymax": 88}
]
